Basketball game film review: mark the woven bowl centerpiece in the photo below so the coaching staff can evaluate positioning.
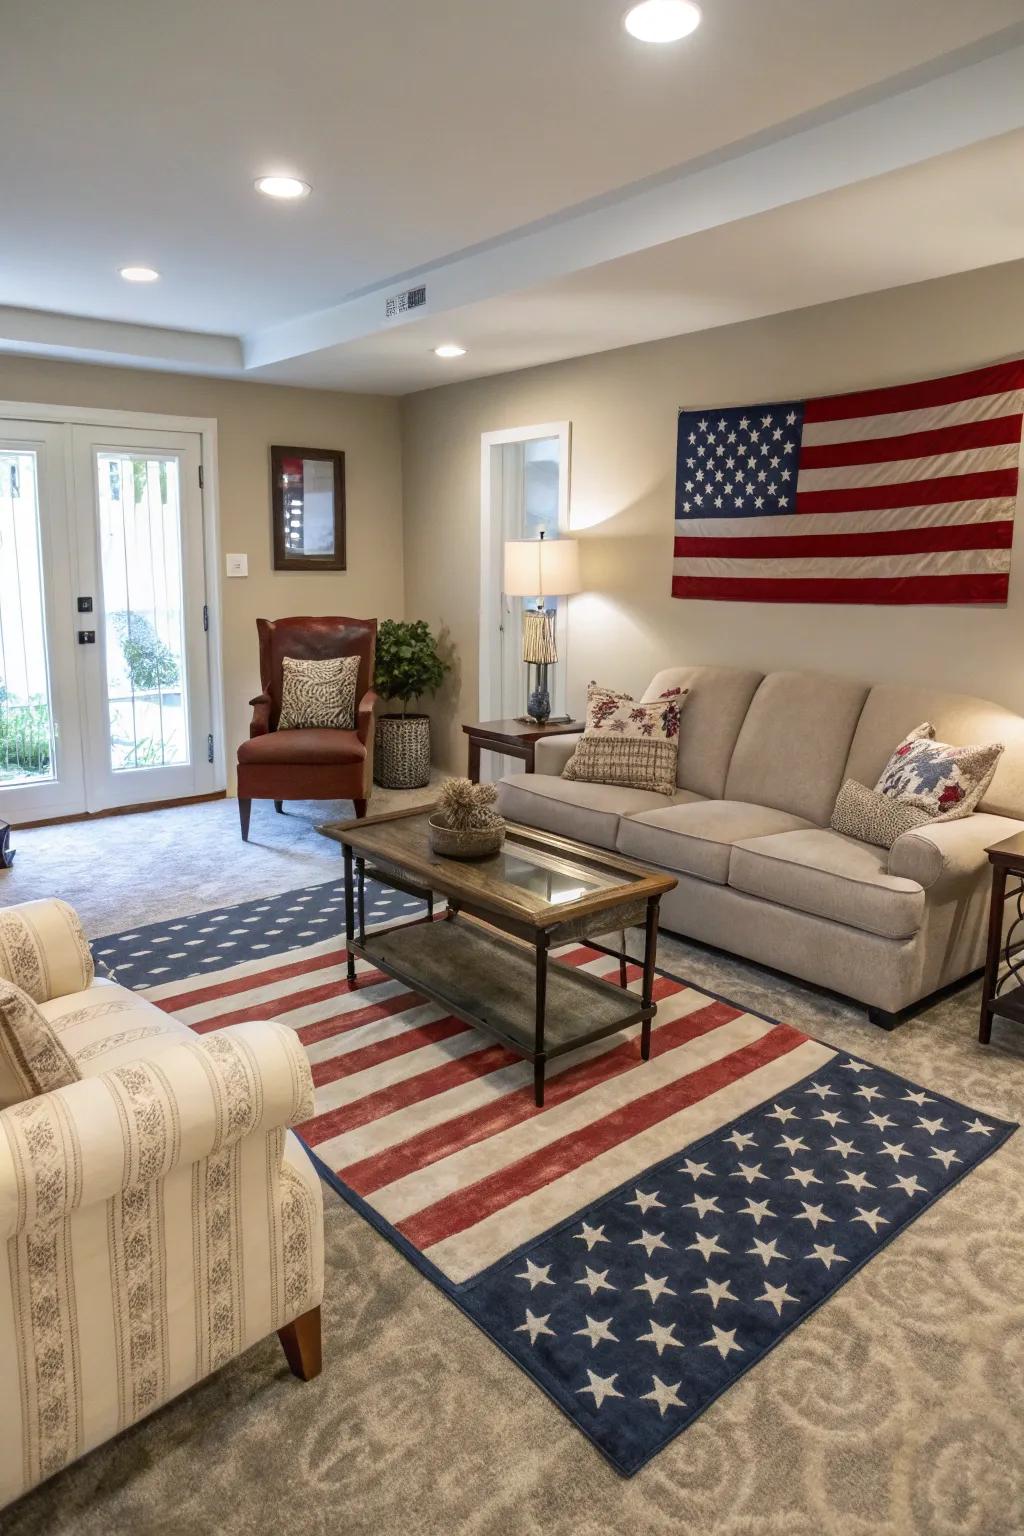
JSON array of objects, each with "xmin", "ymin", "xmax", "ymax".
[{"xmin": 428, "ymin": 776, "xmax": 506, "ymax": 859}]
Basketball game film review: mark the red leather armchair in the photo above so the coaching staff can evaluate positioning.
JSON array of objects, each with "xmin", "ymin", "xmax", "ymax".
[{"xmin": 237, "ymin": 616, "xmax": 378, "ymax": 840}]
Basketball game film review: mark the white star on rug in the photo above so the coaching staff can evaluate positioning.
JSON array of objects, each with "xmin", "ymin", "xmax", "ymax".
[
  {"xmin": 776, "ymin": 1135, "xmax": 809, "ymax": 1156},
  {"xmin": 880, "ymin": 1140, "xmax": 912, "ymax": 1163},
  {"xmin": 766, "ymin": 1103, "xmax": 799, "ymax": 1123},
  {"xmin": 963, "ymin": 1117, "xmax": 994, "ymax": 1136},
  {"xmin": 627, "ymin": 1187, "xmax": 665, "ymax": 1214},
  {"xmin": 516, "ymin": 1309, "xmax": 556, "ymax": 1344},
  {"xmin": 852, "ymin": 1206, "xmax": 889, "ymax": 1233},
  {"xmin": 816, "ymin": 1109, "xmax": 847, "ymax": 1128},
  {"xmin": 574, "ymin": 1315, "xmax": 619, "ymax": 1349},
  {"xmin": 838, "ymin": 1168, "xmax": 875, "ymax": 1193},
  {"xmin": 638, "ymin": 1318, "xmax": 684, "ymax": 1357},
  {"xmin": 688, "ymin": 1230, "xmax": 728, "ymax": 1262},
  {"xmin": 692, "ymin": 1276, "xmax": 737, "ymax": 1309},
  {"xmin": 575, "ymin": 1266, "xmax": 617, "ymax": 1296},
  {"xmin": 929, "ymin": 1146, "xmax": 962, "ymax": 1170},
  {"xmin": 682, "ymin": 1193, "xmax": 722, "ymax": 1220},
  {"xmin": 890, "ymin": 1173, "xmax": 927, "ymax": 1197},
  {"xmin": 805, "ymin": 1082, "xmax": 838, "ymax": 1100},
  {"xmin": 785, "ymin": 1166, "xmax": 822, "ymax": 1188},
  {"xmin": 516, "ymin": 1258, "xmax": 554, "ymax": 1290},
  {"xmin": 794, "ymin": 1202, "xmax": 833, "ymax": 1230},
  {"xmin": 679, "ymin": 1159, "xmax": 713, "ymax": 1180},
  {"xmin": 577, "ymin": 1369, "xmax": 622, "ymax": 1409},
  {"xmin": 853, "ymin": 1084, "xmax": 883, "ymax": 1102},
  {"xmin": 641, "ymin": 1376, "xmax": 686, "ymax": 1416},
  {"xmin": 915, "ymin": 1115, "xmax": 947, "ymax": 1136},
  {"xmin": 748, "ymin": 1236, "xmax": 788, "ymax": 1267},
  {"xmin": 757, "ymin": 1280, "xmax": 799, "ymax": 1316},
  {"xmin": 737, "ymin": 1197, "xmax": 776, "ymax": 1226},
  {"xmin": 730, "ymin": 1161, "xmax": 769, "ymax": 1185},
  {"xmin": 864, "ymin": 1111, "xmax": 897, "ymax": 1132},
  {"xmin": 840, "ymin": 1059, "xmax": 871, "ymax": 1073},
  {"xmin": 635, "ymin": 1273, "xmax": 676, "ymax": 1305},
  {"xmin": 807, "ymin": 1243, "xmax": 847, "ymax": 1270},
  {"xmin": 724, "ymin": 1129, "xmax": 758, "ymax": 1150},
  {"xmin": 573, "ymin": 1221, "xmax": 609, "ymax": 1251},
  {"xmin": 826, "ymin": 1136, "xmax": 860, "ymax": 1160},
  {"xmin": 701, "ymin": 1325, "xmax": 743, "ymax": 1360},
  {"xmin": 630, "ymin": 1229, "xmax": 671, "ymax": 1257},
  {"xmin": 902, "ymin": 1089, "xmax": 933, "ymax": 1106}
]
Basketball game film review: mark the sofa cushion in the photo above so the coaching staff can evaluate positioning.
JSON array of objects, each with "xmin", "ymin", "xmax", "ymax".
[
  {"xmin": 616, "ymin": 800, "xmax": 816, "ymax": 884},
  {"xmin": 844, "ymin": 682, "xmax": 1024, "ymax": 820},
  {"xmin": 496, "ymin": 773, "xmax": 703, "ymax": 850},
  {"xmin": 238, "ymin": 728, "xmax": 366, "ymax": 766},
  {"xmin": 0, "ymin": 976, "xmax": 80, "ymax": 1108},
  {"xmin": 724, "ymin": 671, "xmax": 870, "ymax": 826},
  {"xmin": 728, "ymin": 828, "xmax": 925, "ymax": 940},
  {"xmin": 40, "ymin": 976, "xmax": 192, "ymax": 1077},
  {"xmin": 641, "ymin": 666, "xmax": 763, "ymax": 797}
]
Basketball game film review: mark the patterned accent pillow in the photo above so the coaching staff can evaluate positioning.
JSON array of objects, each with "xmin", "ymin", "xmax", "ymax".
[
  {"xmin": 0, "ymin": 977, "xmax": 80, "ymax": 1109},
  {"xmin": 830, "ymin": 778, "xmax": 934, "ymax": 850},
  {"xmin": 278, "ymin": 655, "xmax": 359, "ymax": 731},
  {"xmin": 0, "ymin": 898, "xmax": 94, "ymax": 1003},
  {"xmin": 562, "ymin": 682, "xmax": 688, "ymax": 796},
  {"xmin": 874, "ymin": 722, "xmax": 1004, "ymax": 821}
]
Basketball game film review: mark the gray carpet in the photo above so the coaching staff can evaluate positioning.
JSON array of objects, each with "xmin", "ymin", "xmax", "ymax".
[{"xmin": 3, "ymin": 807, "xmax": 1024, "ymax": 1533}]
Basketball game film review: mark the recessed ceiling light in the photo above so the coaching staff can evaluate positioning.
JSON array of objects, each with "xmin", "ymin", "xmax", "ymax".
[
  {"xmin": 255, "ymin": 175, "xmax": 311, "ymax": 200},
  {"xmin": 624, "ymin": 0, "xmax": 702, "ymax": 43},
  {"xmin": 434, "ymin": 343, "xmax": 466, "ymax": 359},
  {"xmin": 119, "ymin": 265, "xmax": 160, "ymax": 283}
]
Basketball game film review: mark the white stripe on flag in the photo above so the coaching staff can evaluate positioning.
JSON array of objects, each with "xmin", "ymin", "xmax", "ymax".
[
  {"xmin": 795, "ymin": 442, "xmax": 1017, "ymax": 493},
  {"xmin": 674, "ymin": 497, "xmax": 1016, "ymax": 543},
  {"xmin": 800, "ymin": 390, "xmax": 1024, "ymax": 446},
  {"xmin": 672, "ymin": 548, "xmax": 1009, "ymax": 582}
]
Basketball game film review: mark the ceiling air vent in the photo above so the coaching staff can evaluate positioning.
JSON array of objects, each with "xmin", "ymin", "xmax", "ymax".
[{"xmin": 385, "ymin": 284, "xmax": 426, "ymax": 320}]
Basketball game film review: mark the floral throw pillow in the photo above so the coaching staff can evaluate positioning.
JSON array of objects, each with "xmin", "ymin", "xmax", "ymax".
[
  {"xmin": 562, "ymin": 683, "xmax": 688, "ymax": 796},
  {"xmin": 874, "ymin": 721, "xmax": 1004, "ymax": 821},
  {"xmin": 278, "ymin": 655, "xmax": 359, "ymax": 731}
]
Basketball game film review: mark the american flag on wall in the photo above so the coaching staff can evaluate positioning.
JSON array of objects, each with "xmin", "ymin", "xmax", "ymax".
[{"xmin": 673, "ymin": 359, "xmax": 1024, "ymax": 604}]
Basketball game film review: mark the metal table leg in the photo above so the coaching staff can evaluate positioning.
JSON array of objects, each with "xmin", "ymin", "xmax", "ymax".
[
  {"xmin": 534, "ymin": 931, "xmax": 549, "ymax": 1107},
  {"xmin": 343, "ymin": 843, "xmax": 357, "ymax": 986},
  {"xmin": 640, "ymin": 898, "xmax": 660, "ymax": 1061},
  {"xmin": 356, "ymin": 856, "xmax": 366, "ymax": 944}
]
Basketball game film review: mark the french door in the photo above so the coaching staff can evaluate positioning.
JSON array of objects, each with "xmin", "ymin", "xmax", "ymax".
[{"xmin": 0, "ymin": 418, "xmax": 216, "ymax": 822}]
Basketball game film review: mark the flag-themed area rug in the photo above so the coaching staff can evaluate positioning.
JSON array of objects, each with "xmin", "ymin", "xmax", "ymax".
[{"xmin": 94, "ymin": 893, "xmax": 1016, "ymax": 1476}]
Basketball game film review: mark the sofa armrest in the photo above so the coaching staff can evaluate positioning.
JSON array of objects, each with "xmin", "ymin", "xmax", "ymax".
[
  {"xmin": 0, "ymin": 898, "xmax": 94, "ymax": 1002},
  {"xmin": 534, "ymin": 732, "xmax": 584, "ymax": 776},
  {"xmin": 888, "ymin": 814, "xmax": 1024, "ymax": 891},
  {"xmin": 0, "ymin": 1019, "xmax": 313, "ymax": 1238},
  {"xmin": 249, "ymin": 692, "xmax": 272, "ymax": 737},
  {"xmin": 355, "ymin": 688, "xmax": 379, "ymax": 745}
]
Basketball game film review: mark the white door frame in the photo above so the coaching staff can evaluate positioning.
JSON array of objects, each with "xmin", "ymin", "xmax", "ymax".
[
  {"xmin": 0, "ymin": 399, "xmax": 226, "ymax": 802},
  {"xmin": 479, "ymin": 420, "xmax": 572, "ymax": 724}
]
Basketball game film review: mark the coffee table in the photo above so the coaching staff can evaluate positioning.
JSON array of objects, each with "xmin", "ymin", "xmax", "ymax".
[{"xmin": 323, "ymin": 806, "xmax": 677, "ymax": 1105}]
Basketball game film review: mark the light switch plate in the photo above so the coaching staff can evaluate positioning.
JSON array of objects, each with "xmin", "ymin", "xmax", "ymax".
[{"xmin": 225, "ymin": 553, "xmax": 248, "ymax": 578}]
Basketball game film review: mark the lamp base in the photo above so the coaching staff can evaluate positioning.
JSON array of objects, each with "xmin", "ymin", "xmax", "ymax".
[{"xmin": 526, "ymin": 661, "xmax": 551, "ymax": 725}]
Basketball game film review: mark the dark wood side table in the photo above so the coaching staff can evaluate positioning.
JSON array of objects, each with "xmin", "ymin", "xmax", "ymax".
[
  {"xmin": 979, "ymin": 830, "xmax": 1024, "ymax": 1043},
  {"xmin": 462, "ymin": 718, "xmax": 583, "ymax": 783}
]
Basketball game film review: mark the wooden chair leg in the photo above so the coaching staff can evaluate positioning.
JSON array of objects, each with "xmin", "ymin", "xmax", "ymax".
[
  {"xmin": 278, "ymin": 1305, "xmax": 322, "ymax": 1381},
  {"xmin": 353, "ymin": 798, "xmax": 368, "ymax": 818},
  {"xmin": 274, "ymin": 800, "xmax": 284, "ymax": 813},
  {"xmin": 238, "ymin": 797, "xmax": 252, "ymax": 841}
]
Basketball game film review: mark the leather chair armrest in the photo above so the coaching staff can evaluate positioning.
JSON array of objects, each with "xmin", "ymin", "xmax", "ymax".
[
  {"xmin": 249, "ymin": 692, "xmax": 272, "ymax": 737},
  {"xmin": 888, "ymin": 814, "xmax": 1024, "ymax": 891},
  {"xmin": 355, "ymin": 689, "xmax": 380, "ymax": 745}
]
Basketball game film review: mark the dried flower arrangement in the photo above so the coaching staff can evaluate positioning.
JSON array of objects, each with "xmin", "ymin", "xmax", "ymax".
[{"xmin": 436, "ymin": 776, "xmax": 504, "ymax": 831}]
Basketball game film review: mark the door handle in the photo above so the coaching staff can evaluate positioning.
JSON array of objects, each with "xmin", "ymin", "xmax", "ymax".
[{"xmin": 77, "ymin": 630, "xmax": 96, "ymax": 645}]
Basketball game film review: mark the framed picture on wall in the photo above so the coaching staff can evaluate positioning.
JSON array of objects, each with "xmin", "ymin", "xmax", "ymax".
[{"xmin": 271, "ymin": 445, "xmax": 346, "ymax": 571}]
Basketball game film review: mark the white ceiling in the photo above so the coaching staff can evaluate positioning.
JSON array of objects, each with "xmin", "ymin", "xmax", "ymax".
[{"xmin": 3, "ymin": 0, "xmax": 1024, "ymax": 392}]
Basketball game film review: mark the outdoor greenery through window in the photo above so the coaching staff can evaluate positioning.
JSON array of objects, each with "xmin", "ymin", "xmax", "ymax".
[
  {"xmin": 98, "ymin": 452, "xmax": 190, "ymax": 771},
  {"xmin": 0, "ymin": 450, "xmax": 57, "ymax": 785}
]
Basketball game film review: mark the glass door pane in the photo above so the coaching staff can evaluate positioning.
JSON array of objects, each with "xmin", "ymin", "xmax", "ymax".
[
  {"xmin": 0, "ymin": 449, "xmax": 57, "ymax": 786},
  {"xmin": 96, "ymin": 452, "xmax": 190, "ymax": 772}
]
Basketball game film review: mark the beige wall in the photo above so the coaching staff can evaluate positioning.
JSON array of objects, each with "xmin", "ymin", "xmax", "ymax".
[
  {"xmin": 401, "ymin": 259, "xmax": 1024, "ymax": 772},
  {"xmin": 0, "ymin": 354, "xmax": 404, "ymax": 791}
]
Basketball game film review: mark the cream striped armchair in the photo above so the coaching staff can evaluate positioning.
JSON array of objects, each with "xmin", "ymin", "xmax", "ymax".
[{"xmin": 0, "ymin": 899, "xmax": 325, "ymax": 1511}]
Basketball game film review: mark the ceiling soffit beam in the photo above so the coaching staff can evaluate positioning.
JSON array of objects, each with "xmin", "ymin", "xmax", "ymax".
[
  {"xmin": 0, "ymin": 307, "xmax": 242, "ymax": 374},
  {"xmin": 243, "ymin": 41, "xmax": 1024, "ymax": 372}
]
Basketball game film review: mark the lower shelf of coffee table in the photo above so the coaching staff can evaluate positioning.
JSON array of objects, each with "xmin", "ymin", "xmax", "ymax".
[{"xmin": 354, "ymin": 918, "xmax": 650, "ymax": 1060}]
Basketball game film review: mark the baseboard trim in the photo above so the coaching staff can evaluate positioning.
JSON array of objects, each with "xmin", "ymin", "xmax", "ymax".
[{"xmin": 13, "ymin": 790, "xmax": 226, "ymax": 831}]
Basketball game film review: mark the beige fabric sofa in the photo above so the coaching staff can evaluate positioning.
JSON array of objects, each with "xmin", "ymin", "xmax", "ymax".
[
  {"xmin": 0, "ymin": 899, "xmax": 324, "ymax": 1511},
  {"xmin": 496, "ymin": 667, "xmax": 1024, "ymax": 1026}
]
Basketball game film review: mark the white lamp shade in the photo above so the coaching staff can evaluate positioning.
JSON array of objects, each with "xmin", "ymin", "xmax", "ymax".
[{"xmin": 503, "ymin": 537, "xmax": 581, "ymax": 598}]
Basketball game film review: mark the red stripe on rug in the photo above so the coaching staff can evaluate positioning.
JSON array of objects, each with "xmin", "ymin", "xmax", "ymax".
[
  {"xmin": 341, "ymin": 990, "xmax": 735, "ymax": 1197},
  {"xmin": 307, "ymin": 967, "xmax": 666, "ymax": 1147},
  {"xmin": 311, "ymin": 1016, "xmax": 470, "ymax": 1087},
  {"xmin": 296, "ymin": 987, "xmax": 427, "ymax": 1046},
  {"xmin": 398, "ymin": 1020, "xmax": 806, "ymax": 1252},
  {"xmin": 154, "ymin": 942, "xmax": 349, "ymax": 1011},
  {"xmin": 188, "ymin": 967, "xmax": 390, "ymax": 1033}
]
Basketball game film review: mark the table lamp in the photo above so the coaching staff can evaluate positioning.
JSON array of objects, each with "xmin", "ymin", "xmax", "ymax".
[{"xmin": 503, "ymin": 531, "xmax": 582, "ymax": 724}]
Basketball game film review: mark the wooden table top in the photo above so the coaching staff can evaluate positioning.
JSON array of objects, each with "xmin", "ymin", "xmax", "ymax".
[
  {"xmin": 987, "ymin": 829, "xmax": 1024, "ymax": 867},
  {"xmin": 462, "ymin": 718, "xmax": 583, "ymax": 744},
  {"xmin": 321, "ymin": 804, "xmax": 676, "ymax": 931}
]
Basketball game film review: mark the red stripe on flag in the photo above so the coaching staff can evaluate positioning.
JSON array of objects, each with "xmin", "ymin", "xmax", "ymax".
[
  {"xmin": 673, "ymin": 520, "xmax": 1014, "ymax": 561},
  {"xmin": 671, "ymin": 572, "xmax": 1009, "ymax": 605},
  {"xmin": 798, "ymin": 412, "xmax": 1023, "ymax": 468},
  {"xmin": 155, "ymin": 942, "xmax": 349, "ymax": 1012},
  {"xmin": 342, "ymin": 992, "xmax": 739, "ymax": 1197},
  {"xmin": 311, "ymin": 1016, "xmax": 469, "ymax": 1088},
  {"xmin": 795, "ymin": 469, "xmax": 1018, "ymax": 516},
  {"xmin": 803, "ymin": 360, "xmax": 1024, "ymax": 423},
  {"xmin": 188, "ymin": 967, "xmax": 389, "ymax": 1033},
  {"xmin": 397, "ymin": 1022, "xmax": 807, "ymax": 1252}
]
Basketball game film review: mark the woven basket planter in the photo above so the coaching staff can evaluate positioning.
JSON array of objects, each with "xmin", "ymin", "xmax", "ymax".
[{"xmin": 374, "ymin": 713, "xmax": 431, "ymax": 790}]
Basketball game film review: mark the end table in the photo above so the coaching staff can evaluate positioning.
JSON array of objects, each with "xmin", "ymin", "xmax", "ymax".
[
  {"xmin": 462, "ymin": 718, "xmax": 583, "ymax": 783},
  {"xmin": 979, "ymin": 830, "xmax": 1024, "ymax": 1043}
]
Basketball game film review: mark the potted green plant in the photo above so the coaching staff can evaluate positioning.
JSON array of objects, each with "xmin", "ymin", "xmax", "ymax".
[{"xmin": 373, "ymin": 619, "xmax": 450, "ymax": 789}]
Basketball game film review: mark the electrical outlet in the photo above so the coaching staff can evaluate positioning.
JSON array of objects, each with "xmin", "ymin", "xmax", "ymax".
[{"xmin": 225, "ymin": 553, "xmax": 248, "ymax": 578}]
